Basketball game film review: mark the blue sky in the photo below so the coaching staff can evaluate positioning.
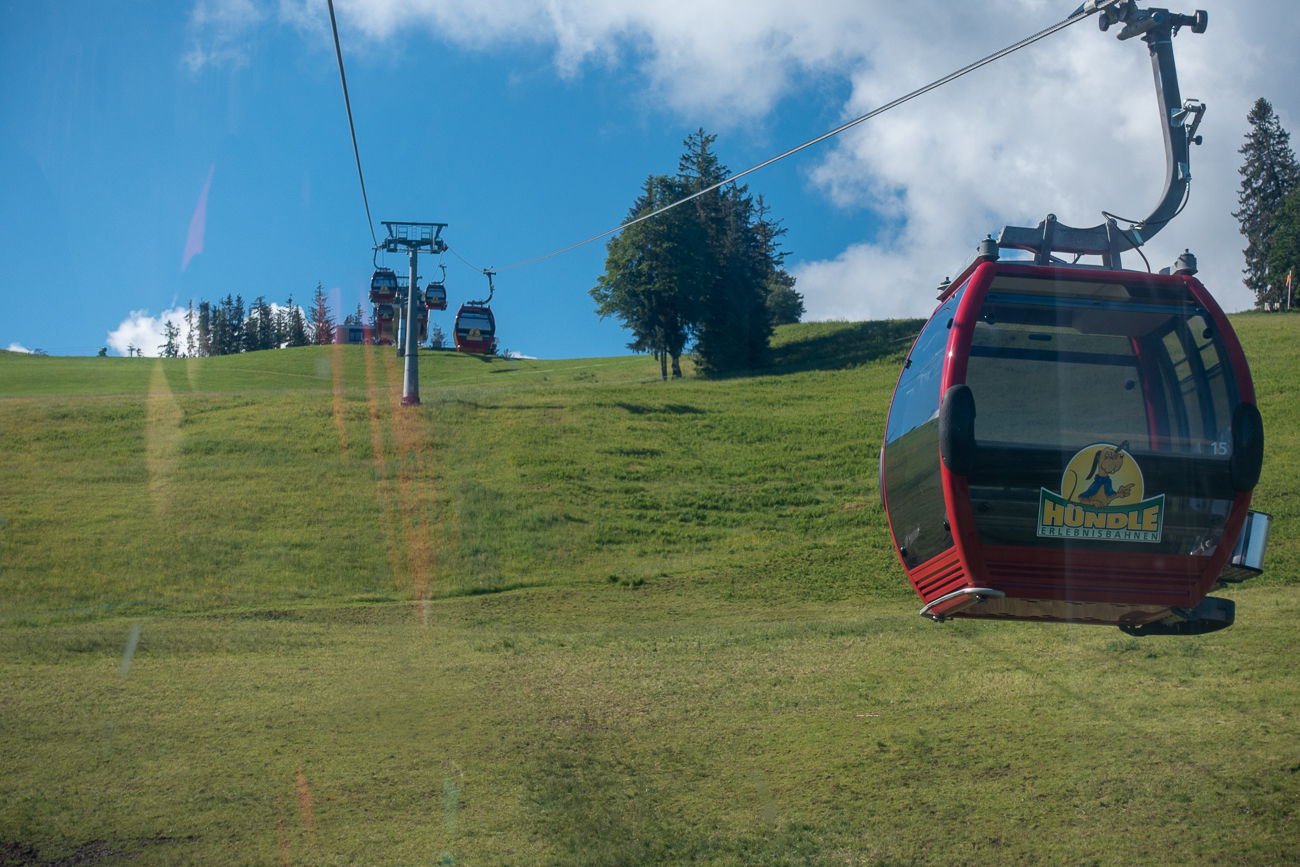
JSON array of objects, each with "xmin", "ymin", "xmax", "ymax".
[{"xmin": 2, "ymin": 0, "xmax": 1297, "ymax": 358}]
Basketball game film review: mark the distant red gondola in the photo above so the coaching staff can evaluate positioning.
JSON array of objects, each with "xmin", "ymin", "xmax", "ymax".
[
  {"xmin": 426, "ymin": 266, "xmax": 448, "ymax": 311},
  {"xmin": 374, "ymin": 304, "xmax": 396, "ymax": 346},
  {"xmin": 369, "ymin": 268, "xmax": 398, "ymax": 304},
  {"xmin": 425, "ymin": 281, "xmax": 447, "ymax": 311},
  {"xmin": 453, "ymin": 304, "xmax": 495, "ymax": 354},
  {"xmin": 454, "ymin": 270, "xmax": 499, "ymax": 354}
]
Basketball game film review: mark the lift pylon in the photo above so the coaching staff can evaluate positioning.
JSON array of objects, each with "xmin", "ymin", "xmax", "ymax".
[{"xmin": 377, "ymin": 221, "xmax": 447, "ymax": 407}]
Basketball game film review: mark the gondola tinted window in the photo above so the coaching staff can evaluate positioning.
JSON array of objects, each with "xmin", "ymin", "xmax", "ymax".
[
  {"xmin": 965, "ymin": 274, "xmax": 1240, "ymax": 555},
  {"xmin": 882, "ymin": 283, "xmax": 966, "ymax": 568},
  {"xmin": 457, "ymin": 313, "xmax": 493, "ymax": 334},
  {"xmin": 885, "ymin": 284, "xmax": 966, "ymax": 445}
]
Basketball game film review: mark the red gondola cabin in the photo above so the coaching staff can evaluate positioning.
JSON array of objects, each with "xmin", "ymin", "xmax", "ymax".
[
  {"xmin": 370, "ymin": 268, "xmax": 398, "ymax": 304},
  {"xmin": 375, "ymin": 304, "xmax": 396, "ymax": 346},
  {"xmin": 881, "ymin": 257, "xmax": 1267, "ymax": 635},
  {"xmin": 425, "ymin": 281, "xmax": 447, "ymax": 311},
  {"xmin": 453, "ymin": 304, "xmax": 496, "ymax": 354}
]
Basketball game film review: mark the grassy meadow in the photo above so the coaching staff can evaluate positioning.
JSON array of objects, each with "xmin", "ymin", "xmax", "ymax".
[{"xmin": 1, "ymin": 314, "xmax": 1298, "ymax": 866}]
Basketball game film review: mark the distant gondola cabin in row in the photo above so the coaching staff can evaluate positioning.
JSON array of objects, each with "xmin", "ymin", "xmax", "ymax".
[
  {"xmin": 425, "ymin": 281, "xmax": 447, "ymax": 311},
  {"xmin": 454, "ymin": 304, "xmax": 496, "ymax": 354},
  {"xmin": 369, "ymin": 269, "xmax": 398, "ymax": 304}
]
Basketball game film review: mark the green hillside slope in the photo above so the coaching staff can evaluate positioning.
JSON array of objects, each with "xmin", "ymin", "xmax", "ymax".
[
  {"xmin": 1, "ymin": 316, "xmax": 1297, "ymax": 866},
  {"xmin": 0, "ymin": 321, "xmax": 928, "ymax": 619}
]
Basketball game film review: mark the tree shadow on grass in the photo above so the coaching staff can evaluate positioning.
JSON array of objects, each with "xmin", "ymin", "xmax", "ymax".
[
  {"xmin": 707, "ymin": 319, "xmax": 927, "ymax": 380},
  {"xmin": 615, "ymin": 403, "xmax": 706, "ymax": 416}
]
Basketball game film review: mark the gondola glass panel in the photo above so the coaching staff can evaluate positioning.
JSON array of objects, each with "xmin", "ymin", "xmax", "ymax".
[
  {"xmin": 457, "ymin": 312, "xmax": 492, "ymax": 337},
  {"xmin": 882, "ymin": 283, "xmax": 965, "ymax": 569},
  {"xmin": 964, "ymin": 274, "xmax": 1239, "ymax": 558}
]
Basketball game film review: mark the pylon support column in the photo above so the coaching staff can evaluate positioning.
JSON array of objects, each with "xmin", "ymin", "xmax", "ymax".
[
  {"xmin": 375, "ymin": 222, "xmax": 445, "ymax": 408},
  {"xmin": 401, "ymin": 248, "xmax": 420, "ymax": 406}
]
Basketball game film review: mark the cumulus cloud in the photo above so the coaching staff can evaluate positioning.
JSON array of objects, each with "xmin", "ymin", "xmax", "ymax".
[
  {"xmin": 504, "ymin": 350, "xmax": 537, "ymax": 359},
  {"xmin": 201, "ymin": 0, "xmax": 1300, "ymax": 317},
  {"xmin": 277, "ymin": 0, "xmax": 870, "ymax": 116},
  {"xmin": 6, "ymin": 343, "xmax": 33, "ymax": 354},
  {"xmin": 107, "ymin": 308, "xmax": 193, "ymax": 357},
  {"xmin": 185, "ymin": 0, "xmax": 267, "ymax": 70}
]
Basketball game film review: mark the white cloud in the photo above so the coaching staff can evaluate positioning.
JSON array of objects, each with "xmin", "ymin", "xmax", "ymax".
[
  {"xmin": 6, "ymin": 343, "xmax": 33, "ymax": 354},
  {"xmin": 277, "ymin": 0, "xmax": 871, "ymax": 116},
  {"xmin": 505, "ymin": 350, "xmax": 537, "ymax": 359},
  {"xmin": 107, "ymin": 308, "xmax": 193, "ymax": 358},
  {"xmin": 185, "ymin": 0, "xmax": 267, "ymax": 70},
  {"xmin": 211, "ymin": 1, "xmax": 1300, "ymax": 316}
]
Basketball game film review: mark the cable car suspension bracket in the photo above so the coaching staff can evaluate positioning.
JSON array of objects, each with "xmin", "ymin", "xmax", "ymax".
[
  {"xmin": 997, "ymin": 2, "xmax": 1208, "ymax": 269},
  {"xmin": 469, "ymin": 269, "xmax": 496, "ymax": 307}
]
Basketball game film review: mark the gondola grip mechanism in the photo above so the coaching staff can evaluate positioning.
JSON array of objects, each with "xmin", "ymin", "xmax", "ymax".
[{"xmin": 1000, "ymin": 2, "xmax": 1208, "ymax": 267}]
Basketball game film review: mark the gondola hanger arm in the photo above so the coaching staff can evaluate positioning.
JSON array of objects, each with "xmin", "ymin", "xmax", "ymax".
[{"xmin": 999, "ymin": 1, "xmax": 1209, "ymax": 268}]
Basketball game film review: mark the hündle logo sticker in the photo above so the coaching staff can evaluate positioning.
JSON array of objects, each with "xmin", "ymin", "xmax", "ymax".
[{"xmin": 1038, "ymin": 441, "xmax": 1165, "ymax": 542}]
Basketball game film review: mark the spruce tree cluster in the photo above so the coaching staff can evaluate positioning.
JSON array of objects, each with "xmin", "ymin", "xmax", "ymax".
[
  {"xmin": 593, "ymin": 130, "xmax": 803, "ymax": 378},
  {"xmin": 1234, "ymin": 98, "xmax": 1300, "ymax": 306},
  {"xmin": 183, "ymin": 292, "xmax": 314, "ymax": 357}
]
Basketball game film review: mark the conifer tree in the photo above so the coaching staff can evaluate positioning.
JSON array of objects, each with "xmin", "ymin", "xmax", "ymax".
[
  {"xmin": 592, "ymin": 174, "xmax": 705, "ymax": 380},
  {"xmin": 229, "ymin": 295, "xmax": 245, "ymax": 354},
  {"xmin": 273, "ymin": 303, "xmax": 289, "ymax": 348},
  {"xmin": 1267, "ymin": 189, "xmax": 1300, "ymax": 307},
  {"xmin": 210, "ymin": 297, "xmax": 230, "ymax": 355},
  {"xmin": 197, "ymin": 301, "xmax": 211, "ymax": 356},
  {"xmin": 159, "ymin": 320, "xmax": 180, "ymax": 358},
  {"xmin": 594, "ymin": 129, "xmax": 796, "ymax": 376},
  {"xmin": 284, "ymin": 296, "xmax": 310, "ymax": 347},
  {"xmin": 755, "ymin": 195, "xmax": 803, "ymax": 326},
  {"xmin": 678, "ymin": 129, "xmax": 773, "ymax": 375},
  {"xmin": 209, "ymin": 295, "xmax": 245, "ymax": 355},
  {"xmin": 1234, "ymin": 98, "xmax": 1300, "ymax": 306},
  {"xmin": 243, "ymin": 296, "xmax": 274, "ymax": 352},
  {"xmin": 309, "ymin": 284, "xmax": 335, "ymax": 346},
  {"xmin": 257, "ymin": 297, "xmax": 276, "ymax": 350}
]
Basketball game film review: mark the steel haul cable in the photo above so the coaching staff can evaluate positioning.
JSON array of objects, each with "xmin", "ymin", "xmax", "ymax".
[
  {"xmin": 327, "ymin": 0, "xmax": 377, "ymax": 247},
  {"xmin": 476, "ymin": 1, "xmax": 1119, "ymax": 273},
  {"xmin": 331, "ymin": 1, "xmax": 1119, "ymax": 272}
]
